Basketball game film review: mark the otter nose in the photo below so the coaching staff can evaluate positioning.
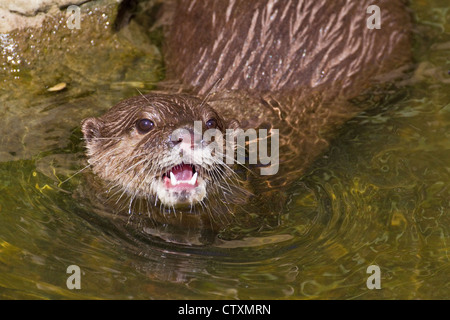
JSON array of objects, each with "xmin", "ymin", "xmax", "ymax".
[{"xmin": 169, "ymin": 127, "xmax": 199, "ymax": 149}]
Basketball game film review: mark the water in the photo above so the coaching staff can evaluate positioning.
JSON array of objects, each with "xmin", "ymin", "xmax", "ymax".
[{"xmin": 0, "ymin": 0, "xmax": 449, "ymax": 299}]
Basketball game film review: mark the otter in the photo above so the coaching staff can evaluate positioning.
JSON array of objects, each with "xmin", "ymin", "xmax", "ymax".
[{"xmin": 81, "ymin": 0, "xmax": 411, "ymax": 221}]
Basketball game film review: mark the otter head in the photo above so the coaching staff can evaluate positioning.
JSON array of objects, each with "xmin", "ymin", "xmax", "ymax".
[{"xmin": 81, "ymin": 93, "xmax": 241, "ymax": 211}]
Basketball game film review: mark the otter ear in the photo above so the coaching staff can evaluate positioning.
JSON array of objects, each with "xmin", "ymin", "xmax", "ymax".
[{"xmin": 81, "ymin": 117, "xmax": 103, "ymax": 144}]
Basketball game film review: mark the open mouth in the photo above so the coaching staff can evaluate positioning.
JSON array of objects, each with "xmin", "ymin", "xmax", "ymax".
[{"xmin": 162, "ymin": 163, "xmax": 199, "ymax": 190}]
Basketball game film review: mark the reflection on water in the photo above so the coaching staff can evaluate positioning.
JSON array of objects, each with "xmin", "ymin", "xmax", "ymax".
[{"xmin": 0, "ymin": 0, "xmax": 449, "ymax": 299}]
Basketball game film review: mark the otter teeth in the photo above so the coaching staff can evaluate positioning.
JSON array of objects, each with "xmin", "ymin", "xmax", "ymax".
[
  {"xmin": 169, "ymin": 172, "xmax": 198, "ymax": 186},
  {"xmin": 190, "ymin": 172, "xmax": 198, "ymax": 185},
  {"xmin": 170, "ymin": 172, "xmax": 177, "ymax": 185}
]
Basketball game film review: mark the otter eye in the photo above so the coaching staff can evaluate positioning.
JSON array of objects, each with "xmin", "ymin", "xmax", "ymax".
[
  {"xmin": 206, "ymin": 118, "xmax": 218, "ymax": 129},
  {"xmin": 136, "ymin": 119, "xmax": 155, "ymax": 133}
]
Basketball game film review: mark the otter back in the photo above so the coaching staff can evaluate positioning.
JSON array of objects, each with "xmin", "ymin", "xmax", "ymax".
[{"xmin": 165, "ymin": 0, "xmax": 411, "ymax": 96}]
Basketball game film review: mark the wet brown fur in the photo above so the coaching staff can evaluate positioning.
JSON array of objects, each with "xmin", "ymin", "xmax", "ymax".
[{"xmin": 82, "ymin": 0, "xmax": 412, "ymax": 223}]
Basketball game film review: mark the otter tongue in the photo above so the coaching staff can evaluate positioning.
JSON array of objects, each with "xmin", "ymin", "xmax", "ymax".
[{"xmin": 171, "ymin": 164, "xmax": 193, "ymax": 181}]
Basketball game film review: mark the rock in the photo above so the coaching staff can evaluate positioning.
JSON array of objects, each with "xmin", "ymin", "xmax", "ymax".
[
  {"xmin": 0, "ymin": 0, "xmax": 164, "ymax": 161},
  {"xmin": 0, "ymin": 0, "xmax": 91, "ymax": 33}
]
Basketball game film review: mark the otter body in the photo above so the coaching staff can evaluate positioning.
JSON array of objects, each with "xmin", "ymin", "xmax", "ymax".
[
  {"xmin": 166, "ymin": 0, "xmax": 410, "ymax": 96},
  {"xmin": 82, "ymin": 0, "xmax": 411, "ymax": 219}
]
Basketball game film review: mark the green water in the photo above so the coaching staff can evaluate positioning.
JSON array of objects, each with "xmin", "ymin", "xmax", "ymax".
[{"xmin": 0, "ymin": 1, "xmax": 449, "ymax": 299}]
